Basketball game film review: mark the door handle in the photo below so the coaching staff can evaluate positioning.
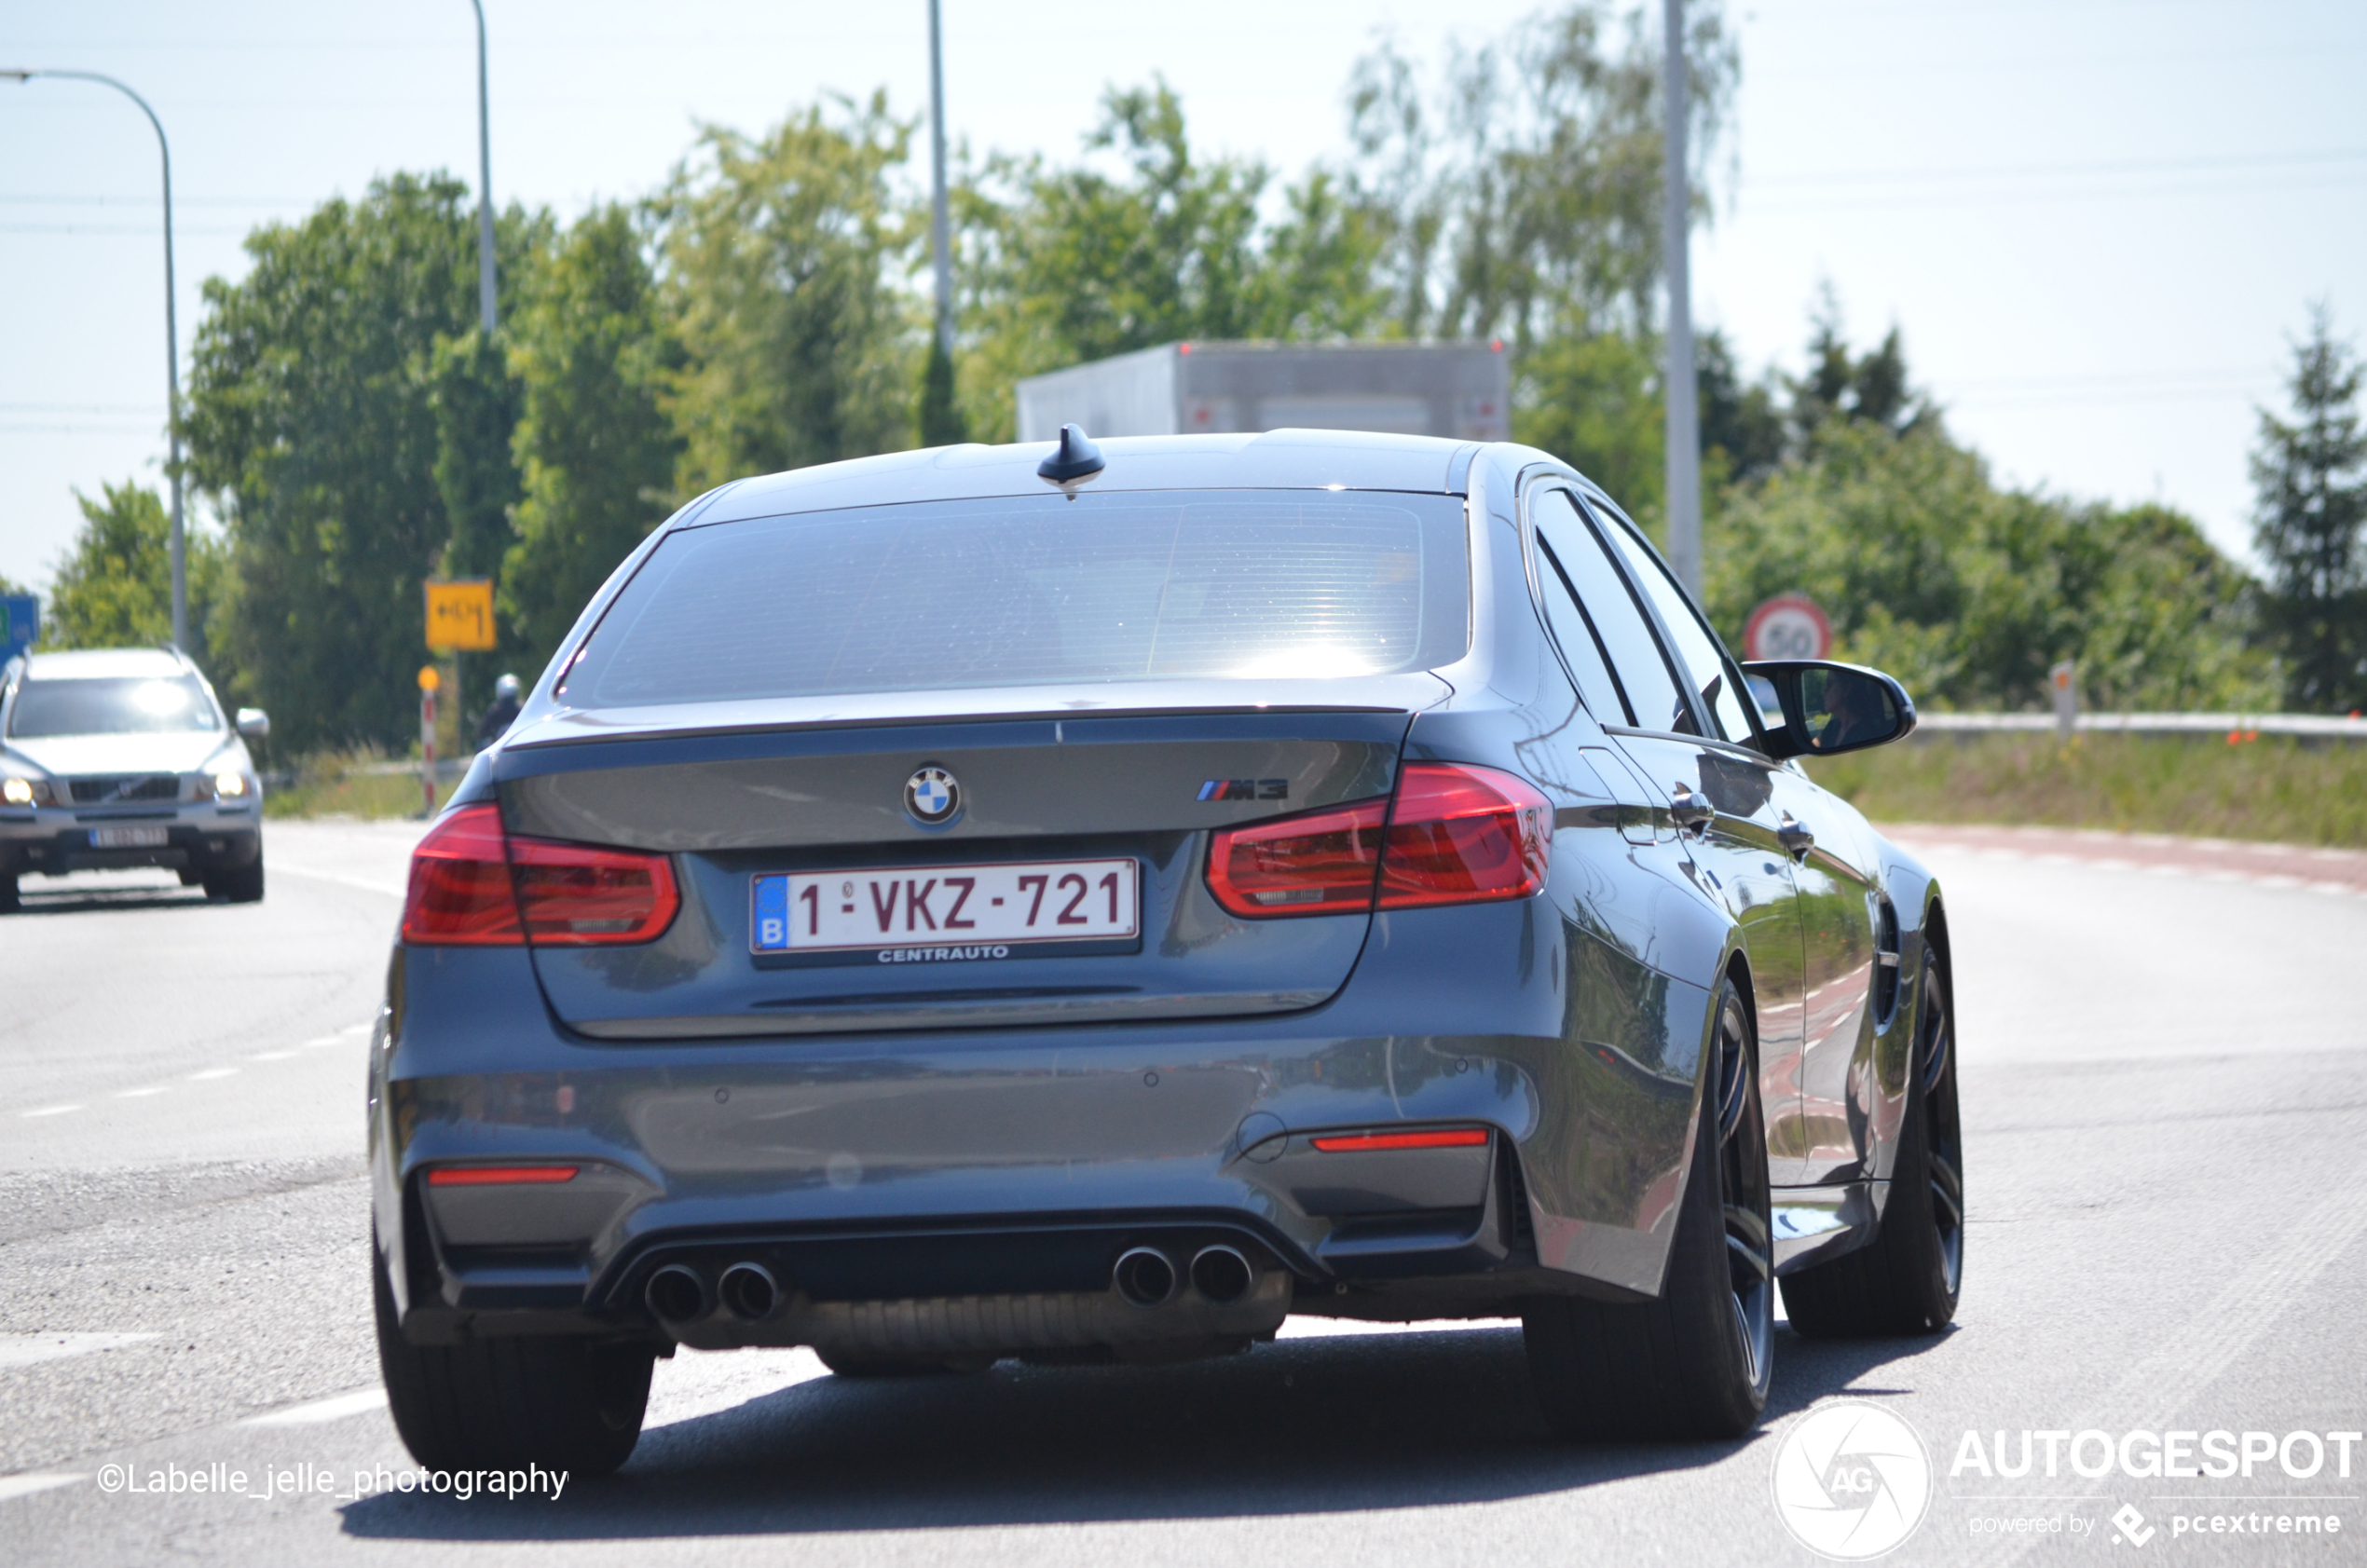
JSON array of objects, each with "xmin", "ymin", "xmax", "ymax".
[
  {"xmin": 1777, "ymin": 811, "xmax": 1814, "ymax": 861},
  {"xmin": 1669, "ymin": 783, "xmax": 1715, "ymax": 837}
]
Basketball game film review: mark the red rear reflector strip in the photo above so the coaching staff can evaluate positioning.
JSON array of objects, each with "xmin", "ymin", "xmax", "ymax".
[
  {"xmin": 1310, "ymin": 1128, "xmax": 1490, "ymax": 1152},
  {"xmin": 426, "ymin": 1165, "xmax": 581, "ymax": 1186}
]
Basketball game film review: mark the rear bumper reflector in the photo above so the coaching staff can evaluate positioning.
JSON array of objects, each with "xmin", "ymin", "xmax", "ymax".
[
  {"xmin": 1308, "ymin": 1128, "xmax": 1491, "ymax": 1152},
  {"xmin": 426, "ymin": 1165, "xmax": 581, "ymax": 1186}
]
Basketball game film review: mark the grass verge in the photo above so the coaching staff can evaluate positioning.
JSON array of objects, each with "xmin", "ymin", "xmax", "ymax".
[
  {"xmin": 1808, "ymin": 731, "xmax": 2367, "ymax": 847},
  {"xmin": 262, "ymin": 747, "xmax": 461, "ymax": 821}
]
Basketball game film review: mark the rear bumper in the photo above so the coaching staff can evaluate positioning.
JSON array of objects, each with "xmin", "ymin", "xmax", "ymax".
[
  {"xmin": 0, "ymin": 806, "xmax": 261, "ymax": 878},
  {"xmin": 371, "ymin": 897, "xmax": 1714, "ymax": 1349}
]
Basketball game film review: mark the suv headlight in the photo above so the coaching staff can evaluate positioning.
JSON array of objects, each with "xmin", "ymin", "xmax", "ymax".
[
  {"xmin": 213, "ymin": 771, "xmax": 249, "ymax": 798},
  {"xmin": 3, "ymin": 776, "xmax": 48, "ymax": 807}
]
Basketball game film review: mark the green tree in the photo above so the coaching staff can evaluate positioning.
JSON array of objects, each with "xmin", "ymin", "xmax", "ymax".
[
  {"xmin": 956, "ymin": 81, "xmax": 1391, "ymax": 439},
  {"xmin": 1789, "ymin": 291, "xmax": 1938, "ymax": 450},
  {"xmin": 500, "ymin": 204, "xmax": 684, "ymax": 676},
  {"xmin": 656, "ymin": 96, "xmax": 918, "ymax": 494},
  {"xmin": 1344, "ymin": 2, "xmax": 1736, "ymax": 347},
  {"xmin": 185, "ymin": 174, "xmax": 540, "ymax": 751},
  {"xmin": 41, "ymin": 481, "xmax": 227, "ymax": 661},
  {"xmin": 1706, "ymin": 418, "xmax": 2275, "ymax": 713},
  {"xmin": 2251, "ymin": 306, "xmax": 2367, "ymax": 711}
]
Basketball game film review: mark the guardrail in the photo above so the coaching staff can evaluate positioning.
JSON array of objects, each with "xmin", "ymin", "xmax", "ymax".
[{"xmin": 1913, "ymin": 712, "xmax": 2367, "ymax": 742}]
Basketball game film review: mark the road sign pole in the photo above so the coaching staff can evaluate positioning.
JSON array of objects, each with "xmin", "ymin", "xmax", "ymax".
[{"xmin": 418, "ymin": 666, "xmax": 441, "ymax": 817}]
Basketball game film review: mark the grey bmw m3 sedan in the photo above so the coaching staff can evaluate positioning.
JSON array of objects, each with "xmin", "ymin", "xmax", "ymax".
[{"xmin": 371, "ymin": 427, "xmax": 1963, "ymax": 1472}]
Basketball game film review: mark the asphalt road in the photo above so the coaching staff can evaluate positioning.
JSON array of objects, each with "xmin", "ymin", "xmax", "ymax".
[{"xmin": 4, "ymin": 818, "xmax": 2363, "ymax": 1566}]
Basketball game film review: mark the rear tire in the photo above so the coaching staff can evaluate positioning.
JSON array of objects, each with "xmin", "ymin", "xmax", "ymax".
[
  {"xmin": 1522, "ymin": 976, "xmax": 1774, "ymax": 1439},
  {"xmin": 204, "ymin": 857, "xmax": 265, "ymax": 904},
  {"xmin": 0, "ymin": 875, "xmax": 17, "ymax": 913},
  {"xmin": 374, "ymin": 1231, "xmax": 653, "ymax": 1476},
  {"xmin": 1780, "ymin": 954, "xmax": 1963, "ymax": 1337}
]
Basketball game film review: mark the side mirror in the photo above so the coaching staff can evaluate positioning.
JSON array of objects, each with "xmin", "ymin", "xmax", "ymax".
[
  {"xmin": 1744, "ymin": 661, "xmax": 1916, "ymax": 760},
  {"xmin": 236, "ymin": 707, "xmax": 271, "ymax": 741}
]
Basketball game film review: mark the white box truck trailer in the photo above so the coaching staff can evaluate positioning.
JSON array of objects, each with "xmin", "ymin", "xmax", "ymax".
[{"xmin": 1015, "ymin": 340, "xmax": 1512, "ymax": 444}]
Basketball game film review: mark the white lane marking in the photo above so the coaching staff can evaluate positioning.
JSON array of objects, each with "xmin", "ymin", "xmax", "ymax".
[
  {"xmin": 249, "ymin": 1050, "xmax": 300, "ymax": 1062},
  {"xmin": 340, "ymin": 1022, "xmax": 373, "ymax": 1036},
  {"xmin": 185, "ymin": 1068, "xmax": 238, "ymax": 1082},
  {"xmin": 114, "ymin": 1086, "xmax": 170, "ymax": 1098},
  {"xmin": 0, "ymin": 1473, "xmax": 88, "ymax": 1504},
  {"xmin": 243, "ymin": 1387, "xmax": 389, "ymax": 1426},
  {"xmin": 0, "ymin": 1332, "xmax": 159, "ymax": 1370},
  {"xmin": 267, "ymin": 864, "xmax": 405, "ymax": 900},
  {"xmin": 20, "ymin": 1105, "xmax": 82, "ymax": 1119}
]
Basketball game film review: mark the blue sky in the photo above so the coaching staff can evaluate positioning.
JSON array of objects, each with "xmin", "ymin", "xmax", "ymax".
[{"xmin": 5, "ymin": 0, "xmax": 2362, "ymax": 593}]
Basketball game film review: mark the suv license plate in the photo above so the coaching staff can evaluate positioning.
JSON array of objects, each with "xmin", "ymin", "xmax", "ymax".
[
  {"xmin": 89, "ymin": 826, "xmax": 169, "ymax": 849},
  {"xmin": 753, "ymin": 857, "xmax": 1140, "ymax": 954}
]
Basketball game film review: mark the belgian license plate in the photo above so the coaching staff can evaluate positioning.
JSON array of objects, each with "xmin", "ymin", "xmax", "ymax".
[
  {"xmin": 89, "ymin": 826, "xmax": 169, "ymax": 849},
  {"xmin": 752, "ymin": 858, "xmax": 1140, "ymax": 954}
]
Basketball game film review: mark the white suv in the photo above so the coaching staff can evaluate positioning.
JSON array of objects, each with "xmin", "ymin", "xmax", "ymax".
[{"xmin": 0, "ymin": 647, "xmax": 268, "ymax": 910}]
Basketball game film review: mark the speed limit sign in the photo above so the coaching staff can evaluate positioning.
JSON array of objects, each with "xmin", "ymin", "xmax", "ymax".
[{"xmin": 1744, "ymin": 594, "xmax": 1832, "ymax": 661}]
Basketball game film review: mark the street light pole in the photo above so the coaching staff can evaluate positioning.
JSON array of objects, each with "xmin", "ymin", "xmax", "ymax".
[
  {"xmin": 469, "ymin": 0, "xmax": 497, "ymax": 335},
  {"xmin": 1660, "ymin": 0, "xmax": 1703, "ymax": 597},
  {"xmin": 926, "ymin": 0, "xmax": 953, "ymax": 357},
  {"xmin": 6, "ymin": 68, "xmax": 187, "ymax": 648}
]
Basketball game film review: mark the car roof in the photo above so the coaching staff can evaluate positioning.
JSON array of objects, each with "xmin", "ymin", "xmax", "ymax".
[
  {"xmin": 695, "ymin": 429, "xmax": 1477, "ymax": 526},
  {"xmin": 21, "ymin": 648, "xmax": 191, "ymax": 681}
]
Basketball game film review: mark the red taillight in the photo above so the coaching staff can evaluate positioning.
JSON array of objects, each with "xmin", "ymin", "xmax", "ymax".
[
  {"xmin": 426, "ymin": 1165, "xmax": 580, "ymax": 1186},
  {"xmin": 511, "ymin": 835, "xmax": 680, "ymax": 945},
  {"xmin": 1375, "ymin": 763, "xmax": 1553, "ymax": 909},
  {"xmin": 1206, "ymin": 798, "xmax": 1388, "ymax": 916},
  {"xmin": 400, "ymin": 802, "xmax": 679, "ymax": 947},
  {"xmin": 402, "ymin": 804, "xmax": 521, "ymax": 944},
  {"xmin": 1310, "ymin": 1127, "xmax": 1491, "ymax": 1152},
  {"xmin": 1206, "ymin": 763, "xmax": 1550, "ymax": 920}
]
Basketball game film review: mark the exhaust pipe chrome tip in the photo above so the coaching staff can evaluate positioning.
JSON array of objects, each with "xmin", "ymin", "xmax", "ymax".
[
  {"xmin": 645, "ymin": 1262, "xmax": 713, "ymax": 1326},
  {"xmin": 718, "ymin": 1261, "xmax": 780, "ymax": 1322},
  {"xmin": 1189, "ymin": 1244, "xmax": 1253, "ymax": 1304},
  {"xmin": 1113, "ymin": 1246, "xmax": 1178, "ymax": 1307}
]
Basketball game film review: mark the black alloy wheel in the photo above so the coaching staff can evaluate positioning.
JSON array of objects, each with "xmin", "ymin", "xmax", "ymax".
[
  {"xmin": 1523, "ymin": 976, "xmax": 1774, "ymax": 1439},
  {"xmin": 1781, "ymin": 952, "xmax": 1963, "ymax": 1336}
]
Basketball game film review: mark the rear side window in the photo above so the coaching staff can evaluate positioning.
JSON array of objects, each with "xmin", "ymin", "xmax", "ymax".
[
  {"xmin": 1533, "ymin": 535, "xmax": 1632, "ymax": 724},
  {"xmin": 1531, "ymin": 491, "xmax": 1695, "ymax": 735},
  {"xmin": 561, "ymin": 489, "xmax": 1471, "ymax": 706},
  {"xmin": 7, "ymin": 675, "xmax": 219, "ymax": 737},
  {"xmin": 1594, "ymin": 507, "xmax": 1758, "ymax": 743}
]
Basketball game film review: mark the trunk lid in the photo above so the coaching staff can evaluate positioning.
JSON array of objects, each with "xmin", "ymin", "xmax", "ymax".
[{"xmin": 495, "ymin": 678, "xmax": 1439, "ymax": 1038}]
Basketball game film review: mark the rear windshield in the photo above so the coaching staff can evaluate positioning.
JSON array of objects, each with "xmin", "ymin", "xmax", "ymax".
[
  {"xmin": 7, "ymin": 675, "xmax": 220, "ymax": 737},
  {"xmin": 561, "ymin": 489, "xmax": 1471, "ymax": 706}
]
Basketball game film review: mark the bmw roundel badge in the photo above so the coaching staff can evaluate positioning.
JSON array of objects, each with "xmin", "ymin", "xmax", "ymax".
[{"xmin": 904, "ymin": 765, "xmax": 960, "ymax": 825}]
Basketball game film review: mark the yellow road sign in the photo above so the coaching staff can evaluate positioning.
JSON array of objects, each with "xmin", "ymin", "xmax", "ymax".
[{"xmin": 425, "ymin": 579, "xmax": 496, "ymax": 651}]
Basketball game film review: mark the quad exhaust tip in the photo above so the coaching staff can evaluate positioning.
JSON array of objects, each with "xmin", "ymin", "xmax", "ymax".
[
  {"xmin": 1189, "ymin": 1244, "xmax": 1252, "ymax": 1304},
  {"xmin": 645, "ymin": 1262, "xmax": 712, "ymax": 1326},
  {"xmin": 1113, "ymin": 1247, "xmax": 1178, "ymax": 1307},
  {"xmin": 718, "ymin": 1261, "xmax": 781, "ymax": 1322}
]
